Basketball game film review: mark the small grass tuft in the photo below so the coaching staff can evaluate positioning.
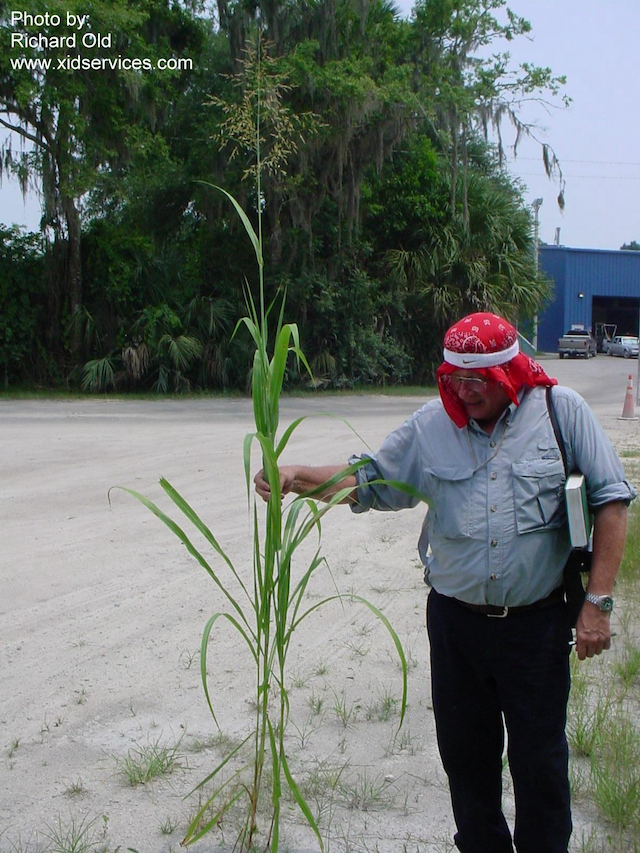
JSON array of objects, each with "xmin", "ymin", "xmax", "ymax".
[
  {"xmin": 338, "ymin": 770, "xmax": 395, "ymax": 811},
  {"xmin": 113, "ymin": 737, "xmax": 182, "ymax": 786},
  {"xmin": 307, "ymin": 691, "xmax": 324, "ymax": 716},
  {"xmin": 186, "ymin": 735, "xmax": 217, "ymax": 754},
  {"xmin": 365, "ymin": 688, "xmax": 399, "ymax": 722},
  {"xmin": 567, "ymin": 691, "xmax": 612, "ymax": 758},
  {"xmin": 179, "ymin": 648, "xmax": 199, "ymax": 670},
  {"xmin": 590, "ymin": 714, "xmax": 640, "ymax": 828},
  {"xmin": 344, "ymin": 639, "xmax": 369, "ymax": 659},
  {"xmin": 392, "ymin": 727, "xmax": 421, "ymax": 755},
  {"xmin": 289, "ymin": 669, "xmax": 310, "ymax": 689},
  {"xmin": 289, "ymin": 713, "xmax": 322, "ymax": 749},
  {"xmin": 331, "ymin": 691, "xmax": 357, "ymax": 728},
  {"xmin": 186, "ymin": 731, "xmax": 242, "ymax": 754},
  {"xmin": 159, "ymin": 816, "xmax": 178, "ymax": 835},
  {"xmin": 44, "ymin": 814, "xmax": 104, "ymax": 853},
  {"xmin": 300, "ymin": 758, "xmax": 348, "ymax": 825},
  {"xmin": 64, "ymin": 778, "xmax": 87, "ymax": 797},
  {"xmin": 614, "ymin": 643, "xmax": 640, "ymax": 689},
  {"xmin": 0, "ymin": 831, "xmax": 43, "ymax": 853}
]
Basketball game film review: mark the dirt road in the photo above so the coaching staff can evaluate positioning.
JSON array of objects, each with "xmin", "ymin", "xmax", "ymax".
[{"xmin": 1, "ymin": 357, "xmax": 638, "ymax": 851}]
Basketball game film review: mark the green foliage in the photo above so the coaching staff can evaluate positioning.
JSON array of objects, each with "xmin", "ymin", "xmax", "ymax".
[
  {"xmin": 1, "ymin": 0, "xmax": 208, "ymax": 361},
  {"xmin": 82, "ymin": 354, "xmax": 117, "ymax": 393},
  {"xmin": 362, "ymin": 133, "xmax": 552, "ymax": 379},
  {"xmin": 83, "ymin": 222, "xmax": 156, "ymax": 313},
  {"xmin": 2, "ymin": 0, "xmax": 568, "ymax": 390},
  {"xmin": 0, "ymin": 226, "xmax": 46, "ymax": 387},
  {"xmin": 590, "ymin": 714, "xmax": 640, "ymax": 828},
  {"xmin": 282, "ymin": 268, "xmax": 414, "ymax": 388}
]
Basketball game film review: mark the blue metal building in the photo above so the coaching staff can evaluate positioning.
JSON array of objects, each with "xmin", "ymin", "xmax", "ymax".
[{"xmin": 537, "ymin": 246, "xmax": 640, "ymax": 352}]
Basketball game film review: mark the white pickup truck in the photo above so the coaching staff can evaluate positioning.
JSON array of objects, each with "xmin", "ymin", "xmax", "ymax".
[{"xmin": 558, "ymin": 328, "xmax": 597, "ymax": 359}]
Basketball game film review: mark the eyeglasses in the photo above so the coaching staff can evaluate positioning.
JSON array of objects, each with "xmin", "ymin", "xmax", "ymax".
[{"xmin": 442, "ymin": 375, "xmax": 490, "ymax": 393}]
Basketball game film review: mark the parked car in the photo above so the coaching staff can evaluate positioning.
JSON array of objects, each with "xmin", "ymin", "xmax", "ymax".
[
  {"xmin": 605, "ymin": 335, "xmax": 639, "ymax": 358},
  {"xmin": 595, "ymin": 322, "xmax": 617, "ymax": 353},
  {"xmin": 558, "ymin": 328, "xmax": 597, "ymax": 359}
]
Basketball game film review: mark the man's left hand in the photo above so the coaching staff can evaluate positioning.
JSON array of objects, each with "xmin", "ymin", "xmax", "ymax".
[{"xmin": 574, "ymin": 606, "xmax": 612, "ymax": 660}]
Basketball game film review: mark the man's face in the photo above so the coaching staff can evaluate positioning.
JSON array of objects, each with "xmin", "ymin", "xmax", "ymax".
[{"xmin": 448, "ymin": 370, "xmax": 512, "ymax": 429}]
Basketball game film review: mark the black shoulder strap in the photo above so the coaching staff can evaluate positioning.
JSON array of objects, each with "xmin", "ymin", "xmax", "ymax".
[{"xmin": 546, "ymin": 386, "xmax": 568, "ymax": 477}]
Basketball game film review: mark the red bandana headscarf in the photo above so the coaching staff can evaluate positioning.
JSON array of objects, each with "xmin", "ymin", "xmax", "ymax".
[{"xmin": 436, "ymin": 312, "xmax": 557, "ymax": 428}]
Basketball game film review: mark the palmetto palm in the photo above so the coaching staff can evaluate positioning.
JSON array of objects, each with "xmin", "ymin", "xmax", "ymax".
[{"xmin": 388, "ymin": 170, "xmax": 551, "ymax": 325}]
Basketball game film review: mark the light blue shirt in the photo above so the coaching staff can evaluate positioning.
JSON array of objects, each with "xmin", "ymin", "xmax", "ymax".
[{"xmin": 350, "ymin": 385, "xmax": 636, "ymax": 606}]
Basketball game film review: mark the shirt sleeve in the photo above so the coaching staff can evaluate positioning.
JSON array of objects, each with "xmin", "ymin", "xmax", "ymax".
[
  {"xmin": 349, "ymin": 406, "xmax": 430, "ymax": 513},
  {"xmin": 553, "ymin": 387, "xmax": 637, "ymax": 507}
]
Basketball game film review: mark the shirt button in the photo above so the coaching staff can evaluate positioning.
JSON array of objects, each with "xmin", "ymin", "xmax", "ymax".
[
  {"xmin": 490, "ymin": 504, "xmax": 497, "ymax": 512},
  {"xmin": 491, "ymin": 539, "xmax": 498, "ymax": 547},
  {"xmin": 490, "ymin": 441, "xmax": 496, "ymax": 448},
  {"xmin": 490, "ymin": 573, "xmax": 497, "ymax": 580},
  {"xmin": 490, "ymin": 472, "xmax": 497, "ymax": 480}
]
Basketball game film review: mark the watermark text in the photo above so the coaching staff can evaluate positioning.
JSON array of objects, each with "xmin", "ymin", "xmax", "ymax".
[{"xmin": 9, "ymin": 9, "xmax": 193, "ymax": 73}]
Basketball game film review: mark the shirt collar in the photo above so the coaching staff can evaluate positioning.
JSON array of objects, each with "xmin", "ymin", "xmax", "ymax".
[{"xmin": 504, "ymin": 387, "xmax": 525, "ymax": 422}]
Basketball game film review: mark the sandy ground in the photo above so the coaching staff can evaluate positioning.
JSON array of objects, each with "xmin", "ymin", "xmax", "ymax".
[{"xmin": 1, "ymin": 356, "xmax": 639, "ymax": 853}]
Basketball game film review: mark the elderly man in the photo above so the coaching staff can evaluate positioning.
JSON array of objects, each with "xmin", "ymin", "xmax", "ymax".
[{"xmin": 254, "ymin": 312, "xmax": 636, "ymax": 853}]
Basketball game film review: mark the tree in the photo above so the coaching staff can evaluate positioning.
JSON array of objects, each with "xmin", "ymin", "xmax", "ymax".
[
  {"xmin": 620, "ymin": 240, "xmax": 640, "ymax": 251},
  {"xmin": 205, "ymin": 0, "xmax": 568, "ymax": 277},
  {"xmin": 363, "ymin": 132, "xmax": 552, "ymax": 379},
  {"xmin": 409, "ymin": 0, "xmax": 569, "ymax": 218},
  {"xmin": 1, "ymin": 0, "xmax": 568, "ymax": 390},
  {"xmin": 0, "ymin": 0, "xmax": 205, "ymax": 362},
  {"xmin": 0, "ymin": 225, "xmax": 46, "ymax": 388}
]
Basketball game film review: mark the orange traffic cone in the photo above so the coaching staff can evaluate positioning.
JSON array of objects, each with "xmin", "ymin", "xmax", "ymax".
[{"xmin": 618, "ymin": 374, "xmax": 639, "ymax": 421}]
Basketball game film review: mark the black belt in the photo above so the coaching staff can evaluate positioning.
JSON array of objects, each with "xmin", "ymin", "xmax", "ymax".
[{"xmin": 450, "ymin": 586, "xmax": 564, "ymax": 618}]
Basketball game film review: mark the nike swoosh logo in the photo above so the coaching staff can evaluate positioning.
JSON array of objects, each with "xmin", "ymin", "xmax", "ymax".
[{"xmin": 461, "ymin": 358, "xmax": 477, "ymax": 363}]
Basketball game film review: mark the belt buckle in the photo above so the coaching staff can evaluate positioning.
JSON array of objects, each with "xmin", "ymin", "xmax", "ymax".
[{"xmin": 487, "ymin": 606, "xmax": 509, "ymax": 618}]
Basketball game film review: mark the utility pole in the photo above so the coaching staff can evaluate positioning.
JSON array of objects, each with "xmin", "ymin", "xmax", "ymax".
[{"xmin": 532, "ymin": 198, "xmax": 543, "ymax": 351}]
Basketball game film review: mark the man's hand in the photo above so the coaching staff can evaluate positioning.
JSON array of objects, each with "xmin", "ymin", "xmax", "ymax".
[
  {"xmin": 254, "ymin": 467, "xmax": 296, "ymax": 502},
  {"xmin": 574, "ymin": 605, "xmax": 612, "ymax": 660},
  {"xmin": 573, "ymin": 500, "xmax": 627, "ymax": 661},
  {"xmin": 253, "ymin": 464, "xmax": 357, "ymax": 504}
]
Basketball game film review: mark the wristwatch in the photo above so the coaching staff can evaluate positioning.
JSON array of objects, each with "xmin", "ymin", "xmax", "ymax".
[{"xmin": 584, "ymin": 592, "xmax": 614, "ymax": 612}]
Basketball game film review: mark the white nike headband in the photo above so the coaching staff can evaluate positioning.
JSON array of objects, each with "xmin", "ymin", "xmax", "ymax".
[{"xmin": 443, "ymin": 339, "xmax": 520, "ymax": 369}]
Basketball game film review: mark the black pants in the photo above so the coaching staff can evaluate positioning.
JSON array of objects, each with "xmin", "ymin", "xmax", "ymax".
[{"xmin": 426, "ymin": 589, "xmax": 573, "ymax": 853}]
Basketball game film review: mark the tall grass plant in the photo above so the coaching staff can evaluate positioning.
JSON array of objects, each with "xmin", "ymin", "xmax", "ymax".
[{"xmin": 117, "ymin": 34, "xmax": 421, "ymax": 852}]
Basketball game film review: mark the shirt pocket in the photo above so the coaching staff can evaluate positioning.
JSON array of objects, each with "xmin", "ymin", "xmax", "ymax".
[
  {"xmin": 425, "ymin": 466, "xmax": 475, "ymax": 539},
  {"xmin": 511, "ymin": 457, "xmax": 566, "ymax": 533}
]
